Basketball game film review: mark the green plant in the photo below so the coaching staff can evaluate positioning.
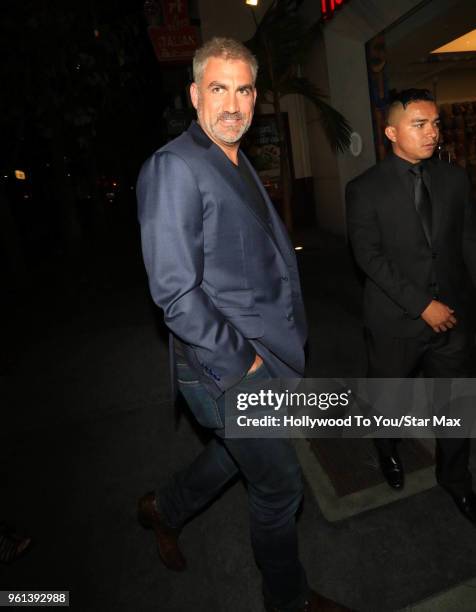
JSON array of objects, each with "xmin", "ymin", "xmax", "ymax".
[{"xmin": 246, "ymin": 0, "xmax": 352, "ymax": 229}]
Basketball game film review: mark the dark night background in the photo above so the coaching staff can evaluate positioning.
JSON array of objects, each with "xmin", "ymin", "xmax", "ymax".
[{"xmin": 0, "ymin": 0, "xmax": 196, "ymax": 291}]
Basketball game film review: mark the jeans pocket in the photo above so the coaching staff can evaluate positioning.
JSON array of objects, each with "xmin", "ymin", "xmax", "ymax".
[{"xmin": 177, "ymin": 363, "xmax": 224, "ymax": 430}]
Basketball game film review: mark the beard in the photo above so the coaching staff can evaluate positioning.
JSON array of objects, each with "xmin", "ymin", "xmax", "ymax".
[
  {"xmin": 196, "ymin": 100, "xmax": 254, "ymax": 146},
  {"xmin": 209, "ymin": 111, "xmax": 253, "ymax": 144}
]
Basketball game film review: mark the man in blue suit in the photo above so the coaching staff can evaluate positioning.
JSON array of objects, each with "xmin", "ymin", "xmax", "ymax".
[{"xmin": 136, "ymin": 38, "xmax": 350, "ymax": 612}]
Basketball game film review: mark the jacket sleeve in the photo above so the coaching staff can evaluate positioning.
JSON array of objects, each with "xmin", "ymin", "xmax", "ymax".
[
  {"xmin": 346, "ymin": 180, "xmax": 432, "ymax": 318},
  {"xmin": 137, "ymin": 151, "xmax": 255, "ymax": 396},
  {"xmin": 463, "ymin": 172, "xmax": 476, "ymax": 289}
]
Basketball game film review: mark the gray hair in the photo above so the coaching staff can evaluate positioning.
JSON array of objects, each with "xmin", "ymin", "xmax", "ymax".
[{"xmin": 193, "ymin": 37, "xmax": 258, "ymax": 85}]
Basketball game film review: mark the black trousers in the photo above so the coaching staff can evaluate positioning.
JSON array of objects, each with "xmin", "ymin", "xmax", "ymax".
[{"xmin": 365, "ymin": 325, "xmax": 472, "ymax": 496}]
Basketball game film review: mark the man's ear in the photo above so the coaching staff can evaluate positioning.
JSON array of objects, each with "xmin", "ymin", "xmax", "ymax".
[
  {"xmin": 385, "ymin": 125, "xmax": 397, "ymax": 143},
  {"xmin": 190, "ymin": 82, "xmax": 198, "ymax": 110}
]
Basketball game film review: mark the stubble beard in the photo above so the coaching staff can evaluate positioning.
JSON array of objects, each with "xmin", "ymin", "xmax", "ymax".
[
  {"xmin": 210, "ymin": 115, "xmax": 252, "ymax": 145},
  {"xmin": 197, "ymin": 99, "xmax": 253, "ymax": 146}
]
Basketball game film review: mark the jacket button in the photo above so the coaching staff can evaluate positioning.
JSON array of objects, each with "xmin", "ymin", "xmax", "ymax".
[
  {"xmin": 281, "ymin": 275, "xmax": 288, "ymax": 282},
  {"xmin": 432, "ymin": 252, "xmax": 437, "ymax": 259},
  {"xmin": 286, "ymin": 314, "xmax": 294, "ymax": 321}
]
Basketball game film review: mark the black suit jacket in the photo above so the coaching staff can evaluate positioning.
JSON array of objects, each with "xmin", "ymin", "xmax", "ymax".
[{"xmin": 346, "ymin": 154, "xmax": 476, "ymax": 337}]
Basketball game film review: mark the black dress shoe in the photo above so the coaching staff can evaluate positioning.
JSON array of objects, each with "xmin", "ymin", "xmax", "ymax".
[
  {"xmin": 377, "ymin": 451, "xmax": 404, "ymax": 490},
  {"xmin": 264, "ymin": 589, "xmax": 354, "ymax": 611},
  {"xmin": 137, "ymin": 492, "xmax": 186, "ymax": 571},
  {"xmin": 449, "ymin": 490, "xmax": 476, "ymax": 526}
]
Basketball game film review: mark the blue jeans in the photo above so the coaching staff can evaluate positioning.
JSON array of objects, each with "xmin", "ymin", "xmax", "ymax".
[{"xmin": 158, "ymin": 358, "xmax": 310, "ymax": 611}]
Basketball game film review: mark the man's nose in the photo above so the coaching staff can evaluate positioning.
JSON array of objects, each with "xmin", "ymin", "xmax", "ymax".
[
  {"xmin": 223, "ymin": 91, "xmax": 238, "ymax": 113},
  {"xmin": 427, "ymin": 124, "xmax": 439, "ymax": 140}
]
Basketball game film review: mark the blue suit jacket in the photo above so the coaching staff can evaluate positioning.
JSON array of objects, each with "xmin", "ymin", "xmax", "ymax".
[{"xmin": 137, "ymin": 121, "xmax": 308, "ymax": 399}]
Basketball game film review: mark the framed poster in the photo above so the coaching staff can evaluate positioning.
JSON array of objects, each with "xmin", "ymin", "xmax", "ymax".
[
  {"xmin": 243, "ymin": 115, "xmax": 281, "ymax": 180},
  {"xmin": 241, "ymin": 112, "xmax": 294, "ymax": 202}
]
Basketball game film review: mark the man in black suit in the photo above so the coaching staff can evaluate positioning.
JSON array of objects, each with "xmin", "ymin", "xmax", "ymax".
[{"xmin": 346, "ymin": 89, "xmax": 476, "ymax": 524}]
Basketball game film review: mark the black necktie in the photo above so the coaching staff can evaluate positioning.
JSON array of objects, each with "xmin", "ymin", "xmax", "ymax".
[{"xmin": 410, "ymin": 164, "xmax": 432, "ymax": 245}]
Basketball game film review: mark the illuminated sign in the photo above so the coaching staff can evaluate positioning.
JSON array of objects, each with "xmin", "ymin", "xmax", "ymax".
[
  {"xmin": 148, "ymin": 0, "xmax": 200, "ymax": 63},
  {"xmin": 321, "ymin": 0, "xmax": 349, "ymax": 21},
  {"xmin": 149, "ymin": 26, "xmax": 200, "ymax": 62},
  {"xmin": 15, "ymin": 170, "xmax": 26, "ymax": 180}
]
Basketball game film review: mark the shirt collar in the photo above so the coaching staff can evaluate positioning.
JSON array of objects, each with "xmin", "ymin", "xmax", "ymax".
[
  {"xmin": 389, "ymin": 152, "xmax": 426, "ymax": 176},
  {"xmin": 188, "ymin": 120, "xmax": 213, "ymax": 148}
]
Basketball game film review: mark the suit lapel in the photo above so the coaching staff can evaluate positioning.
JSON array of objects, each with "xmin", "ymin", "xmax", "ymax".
[
  {"xmin": 207, "ymin": 143, "xmax": 290, "ymax": 262},
  {"xmin": 210, "ymin": 146, "xmax": 272, "ymax": 234},
  {"xmin": 187, "ymin": 121, "xmax": 291, "ymax": 263},
  {"xmin": 381, "ymin": 156, "xmax": 416, "ymax": 217},
  {"xmin": 239, "ymin": 151, "xmax": 294, "ymax": 263}
]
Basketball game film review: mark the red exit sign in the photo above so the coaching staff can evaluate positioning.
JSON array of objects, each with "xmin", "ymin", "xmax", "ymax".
[{"xmin": 321, "ymin": 0, "xmax": 349, "ymax": 21}]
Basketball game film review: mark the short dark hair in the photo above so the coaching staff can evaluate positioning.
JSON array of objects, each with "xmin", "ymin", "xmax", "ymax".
[
  {"xmin": 391, "ymin": 88, "xmax": 434, "ymax": 108},
  {"xmin": 386, "ymin": 89, "xmax": 435, "ymax": 125}
]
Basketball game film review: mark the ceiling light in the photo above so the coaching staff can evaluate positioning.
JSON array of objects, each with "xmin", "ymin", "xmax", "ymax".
[{"xmin": 431, "ymin": 29, "xmax": 476, "ymax": 53}]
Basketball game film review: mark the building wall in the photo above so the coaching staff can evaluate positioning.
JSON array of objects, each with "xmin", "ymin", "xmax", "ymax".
[
  {"xmin": 428, "ymin": 70, "xmax": 476, "ymax": 104},
  {"xmin": 301, "ymin": 0, "xmax": 423, "ymax": 235}
]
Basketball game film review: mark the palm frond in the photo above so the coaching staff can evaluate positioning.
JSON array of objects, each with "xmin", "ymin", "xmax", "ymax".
[
  {"xmin": 279, "ymin": 77, "xmax": 352, "ymax": 152},
  {"xmin": 245, "ymin": 1, "xmax": 352, "ymax": 155}
]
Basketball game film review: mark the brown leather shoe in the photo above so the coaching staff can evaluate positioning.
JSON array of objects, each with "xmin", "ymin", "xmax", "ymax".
[
  {"xmin": 265, "ymin": 589, "xmax": 354, "ymax": 611},
  {"xmin": 137, "ymin": 491, "xmax": 186, "ymax": 572}
]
